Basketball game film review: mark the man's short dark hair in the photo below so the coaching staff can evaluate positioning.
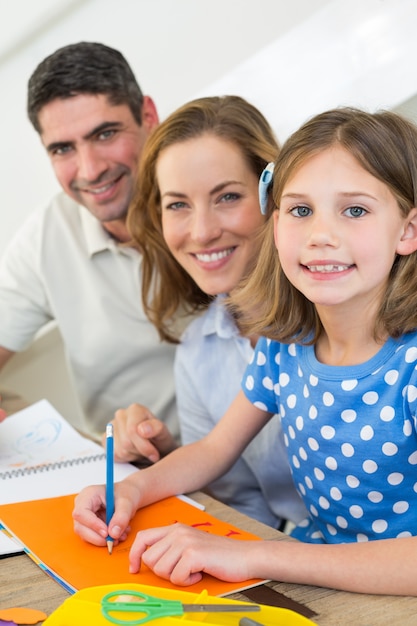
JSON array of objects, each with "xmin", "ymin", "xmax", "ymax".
[{"xmin": 27, "ymin": 41, "xmax": 144, "ymax": 133}]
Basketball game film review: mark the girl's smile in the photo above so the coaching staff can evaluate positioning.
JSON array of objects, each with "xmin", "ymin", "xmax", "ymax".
[{"xmin": 302, "ymin": 261, "xmax": 354, "ymax": 279}]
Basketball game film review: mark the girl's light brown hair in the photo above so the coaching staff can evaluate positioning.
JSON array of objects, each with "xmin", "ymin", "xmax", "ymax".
[
  {"xmin": 232, "ymin": 107, "xmax": 417, "ymax": 343},
  {"xmin": 127, "ymin": 95, "xmax": 279, "ymax": 342}
]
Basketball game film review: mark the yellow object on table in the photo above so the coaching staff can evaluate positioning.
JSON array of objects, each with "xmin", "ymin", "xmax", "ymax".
[{"xmin": 43, "ymin": 583, "xmax": 315, "ymax": 625}]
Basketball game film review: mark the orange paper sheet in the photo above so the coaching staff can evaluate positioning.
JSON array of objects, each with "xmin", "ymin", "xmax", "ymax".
[{"xmin": 0, "ymin": 494, "xmax": 264, "ymax": 596}]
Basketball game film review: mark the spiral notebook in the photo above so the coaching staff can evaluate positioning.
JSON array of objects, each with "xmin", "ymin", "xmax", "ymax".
[
  {"xmin": 0, "ymin": 399, "xmax": 137, "ymax": 506},
  {"xmin": 0, "ymin": 399, "xmax": 138, "ymax": 555}
]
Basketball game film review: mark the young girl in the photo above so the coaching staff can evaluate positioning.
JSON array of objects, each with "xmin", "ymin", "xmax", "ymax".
[
  {"xmin": 73, "ymin": 107, "xmax": 417, "ymax": 595},
  {"xmin": 110, "ymin": 95, "xmax": 305, "ymax": 528}
]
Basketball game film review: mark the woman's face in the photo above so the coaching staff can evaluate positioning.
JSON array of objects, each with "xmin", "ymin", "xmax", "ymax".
[{"xmin": 157, "ymin": 134, "xmax": 265, "ymax": 296}]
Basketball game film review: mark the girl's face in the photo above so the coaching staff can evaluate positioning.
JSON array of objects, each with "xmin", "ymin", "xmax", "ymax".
[
  {"xmin": 157, "ymin": 134, "xmax": 264, "ymax": 296},
  {"xmin": 275, "ymin": 145, "xmax": 417, "ymax": 317}
]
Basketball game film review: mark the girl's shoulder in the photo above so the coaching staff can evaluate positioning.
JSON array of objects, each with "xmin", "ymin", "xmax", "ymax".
[{"xmin": 254, "ymin": 336, "xmax": 300, "ymax": 357}]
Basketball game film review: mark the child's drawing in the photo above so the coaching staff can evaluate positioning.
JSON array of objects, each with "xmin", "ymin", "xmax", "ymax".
[
  {"xmin": 0, "ymin": 418, "xmax": 62, "ymax": 468},
  {"xmin": 14, "ymin": 418, "xmax": 62, "ymax": 456},
  {"xmin": 0, "ymin": 400, "xmax": 101, "ymax": 474}
]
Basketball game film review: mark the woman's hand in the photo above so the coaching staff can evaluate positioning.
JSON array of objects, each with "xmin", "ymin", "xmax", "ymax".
[{"xmin": 102, "ymin": 403, "xmax": 178, "ymax": 464}]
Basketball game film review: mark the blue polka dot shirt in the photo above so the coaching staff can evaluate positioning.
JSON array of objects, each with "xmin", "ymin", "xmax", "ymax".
[{"xmin": 243, "ymin": 334, "xmax": 417, "ymax": 544}]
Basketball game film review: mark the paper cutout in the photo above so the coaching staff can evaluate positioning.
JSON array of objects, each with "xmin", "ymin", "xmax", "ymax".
[
  {"xmin": 0, "ymin": 608, "xmax": 47, "ymax": 624},
  {"xmin": 0, "ymin": 494, "xmax": 264, "ymax": 596}
]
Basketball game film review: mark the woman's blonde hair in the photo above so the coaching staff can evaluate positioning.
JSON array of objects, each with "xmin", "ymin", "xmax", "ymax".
[
  {"xmin": 127, "ymin": 95, "xmax": 279, "ymax": 342},
  {"xmin": 232, "ymin": 107, "xmax": 417, "ymax": 343}
]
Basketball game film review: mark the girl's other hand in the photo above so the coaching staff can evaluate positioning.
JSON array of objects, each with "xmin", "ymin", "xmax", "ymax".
[{"xmin": 129, "ymin": 523, "xmax": 256, "ymax": 585}]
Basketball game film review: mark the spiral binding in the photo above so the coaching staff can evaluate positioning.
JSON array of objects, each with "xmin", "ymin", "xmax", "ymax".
[{"xmin": 0, "ymin": 452, "xmax": 106, "ymax": 480}]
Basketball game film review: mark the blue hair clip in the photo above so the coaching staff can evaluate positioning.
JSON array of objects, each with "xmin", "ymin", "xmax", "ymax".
[{"xmin": 258, "ymin": 162, "xmax": 274, "ymax": 215}]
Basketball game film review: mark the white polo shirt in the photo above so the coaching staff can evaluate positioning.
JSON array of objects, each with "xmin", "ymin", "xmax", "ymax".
[{"xmin": 0, "ymin": 193, "xmax": 178, "ymax": 438}]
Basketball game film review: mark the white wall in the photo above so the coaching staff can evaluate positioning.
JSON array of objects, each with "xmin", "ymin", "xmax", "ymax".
[
  {"xmin": 2, "ymin": 0, "xmax": 417, "ymax": 422},
  {"xmin": 196, "ymin": 0, "xmax": 417, "ymax": 139}
]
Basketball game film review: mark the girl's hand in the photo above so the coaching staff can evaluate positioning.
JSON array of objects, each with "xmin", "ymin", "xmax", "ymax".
[
  {"xmin": 129, "ymin": 523, "xmax": 256, "ymax": 586},
  {"xmin": 103, "ymin": 404, "xmax": 178, "ymax": 464},
  {"xmin": 72, "ymin": 477, "xmax": 140, "ymax": 547}
]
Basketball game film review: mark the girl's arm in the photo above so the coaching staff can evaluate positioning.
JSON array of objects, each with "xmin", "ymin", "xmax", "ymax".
[
  {"xmin": 265, "ymin": 534, "xmax": 417, "ymax": 595},
  {"xmin": 73, "ymin": 390, "xmax": 271, "ymax": 545},
  {"xmin": 129, "ymin": 522, "xmax": 417, "ymax": 596}
]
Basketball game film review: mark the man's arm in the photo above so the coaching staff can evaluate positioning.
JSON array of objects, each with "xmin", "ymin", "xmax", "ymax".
[
  {"xmin": 0, "ymin": 346, "xmax": 17, "ymax": 420},
  {"xmin": 0, "ymin": 346, "xmax": 15, "ymax": 369}
]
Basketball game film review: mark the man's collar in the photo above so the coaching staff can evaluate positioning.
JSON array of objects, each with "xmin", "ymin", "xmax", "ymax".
[{"xmin": 79, "ymin": 205, "xmax": 119, "ymax": 256}]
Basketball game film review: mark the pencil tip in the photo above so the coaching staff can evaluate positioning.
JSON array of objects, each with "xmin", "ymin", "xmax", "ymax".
[{"xmin": 107, "ymin": 540, "xmax": 113, "ymax": 555}]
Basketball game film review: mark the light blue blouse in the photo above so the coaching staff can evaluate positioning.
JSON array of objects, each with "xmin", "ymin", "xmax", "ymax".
[{"xmin": 175, "ymin": 296, "xmax": 307, "ymax": 528}]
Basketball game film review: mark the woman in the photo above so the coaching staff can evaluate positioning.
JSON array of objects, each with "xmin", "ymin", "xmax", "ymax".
[{"xmin": 114, "ymin": 96, "xmax": 305, "ymax": 528}]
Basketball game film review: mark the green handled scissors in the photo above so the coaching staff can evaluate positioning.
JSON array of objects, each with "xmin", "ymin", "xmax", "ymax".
[{"xmin": 101, "ymin": 589, "xmax": 260, "ymax": 625}]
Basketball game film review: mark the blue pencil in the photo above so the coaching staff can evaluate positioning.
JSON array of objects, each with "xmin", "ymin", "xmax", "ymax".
[{"xmin": 105, "ymin": 423, "xmax": 114, "ymax": 554}]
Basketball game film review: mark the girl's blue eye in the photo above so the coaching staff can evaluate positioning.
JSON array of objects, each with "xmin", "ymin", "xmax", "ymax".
[
  {"xmin": 291, "ymin": 205, "xmax": 311, "ymax": 217},
  {"xmin": 220, "ymin": 192, "xmax": 240, "ymax": 203},
  {"xmin": 345, "ymin": 206, "xmax": 366, "ymax": 217}
]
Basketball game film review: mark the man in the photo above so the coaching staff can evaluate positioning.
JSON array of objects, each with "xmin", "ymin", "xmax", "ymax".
[{"xmin": 0, "ymin": 42, "xmax": 179, "ymax": 441}]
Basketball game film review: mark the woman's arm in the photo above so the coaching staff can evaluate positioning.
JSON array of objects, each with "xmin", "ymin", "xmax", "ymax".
[{"xmin": 103, "ymin": 403, "xmax": 178, "ymax": 463}]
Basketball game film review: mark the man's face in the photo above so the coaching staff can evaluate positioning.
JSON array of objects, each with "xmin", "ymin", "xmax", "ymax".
[{"xmin": 38, "ymin": 93, "xmax": 158, "ymax": 226}]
